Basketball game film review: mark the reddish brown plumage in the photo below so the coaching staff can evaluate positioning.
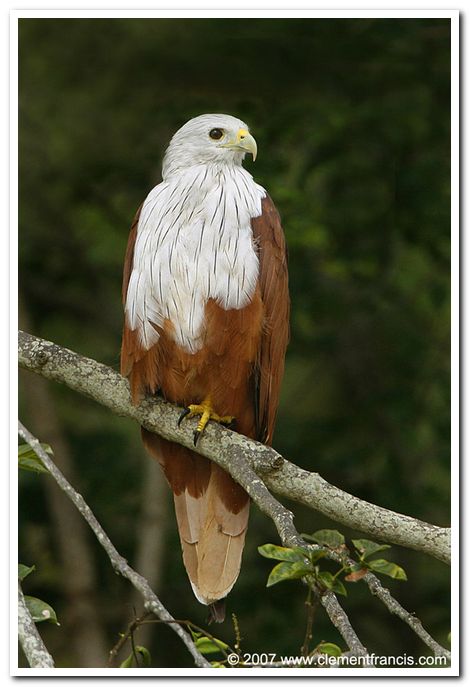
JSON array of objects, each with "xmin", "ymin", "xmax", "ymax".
[
  {"xmin": 121, "ymin": 194, "xmax": 289, "ymax": 610},
  {"xmin": 251, "ymin": 197, "xmax": 290, "ymax": 444}
]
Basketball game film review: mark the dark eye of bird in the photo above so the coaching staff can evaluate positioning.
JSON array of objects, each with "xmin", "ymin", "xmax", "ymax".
[{"xmin": 209, "ymin": 128, "xmax": 224, "ymax": 140}]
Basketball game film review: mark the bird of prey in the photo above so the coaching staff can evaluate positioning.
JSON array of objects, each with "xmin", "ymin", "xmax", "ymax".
[{"xmin": 121, "ymin": 114, "xmax": 289, "ymax": 621}]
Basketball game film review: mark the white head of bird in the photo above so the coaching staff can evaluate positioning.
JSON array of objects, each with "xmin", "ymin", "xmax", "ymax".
[
  {"xmin": 162, "ymin": 113, "xmax": 258, "ymax": 179},
  {"xmin": 128, "ymin": 112, "xmax": 266, "ymax": 354}
]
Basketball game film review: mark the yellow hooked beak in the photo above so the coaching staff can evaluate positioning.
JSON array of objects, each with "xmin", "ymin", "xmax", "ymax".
[{"xmin": 219, "ymin": 128, "xmax": 258, "ymax": 161}]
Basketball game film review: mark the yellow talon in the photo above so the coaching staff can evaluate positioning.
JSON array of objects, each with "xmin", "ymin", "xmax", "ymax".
[{"xmin": 177, "ymin": 397, "xmax": 235, "ymax": 445}]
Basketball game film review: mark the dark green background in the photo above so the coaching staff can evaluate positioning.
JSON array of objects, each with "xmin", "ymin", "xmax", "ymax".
[{"xmin": 19, "ymin": 18, "xmax": 451, "ymax": 668}]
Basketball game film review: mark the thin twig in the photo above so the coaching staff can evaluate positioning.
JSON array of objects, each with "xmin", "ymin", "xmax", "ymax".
[
  {"xmin": 18, "ymin": 422, "xmax": 211, "ymax": 669},
  {"xmin": 161, "ymin": 619, "xmax": 234, "ymax": 661},
  {"xmin": 319, "ymin": 591, "xmax": 368, "ymax": 657},
  {"xmin": 113, "ymin": 616, "xmax": 236, "ymax": 664},
  {"xmin": 322, "ymin": 546, "xmax": 451, "ymax": 660},
  {"xmin": 108, "ymin": 611, "xmax": 151, "ymax": 666},
  {"xmin": 232, "ymin": 613, "xmax": 242, "ymax": 656},
  {"xmin": 363, "ymin": 572, "xmax": 451, "ymax": 661},
  {"xmin": 301, "ymin": 586, "xmax": 316, "ymax": 658}
]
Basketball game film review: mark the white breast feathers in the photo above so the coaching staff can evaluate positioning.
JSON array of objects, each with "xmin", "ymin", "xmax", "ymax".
[{"xmin": 125, "ymin": 164, "xmax": 266, "ymax": 354}]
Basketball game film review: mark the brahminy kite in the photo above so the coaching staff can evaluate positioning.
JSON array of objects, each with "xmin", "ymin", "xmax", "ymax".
[{"xmin": 121, "ymin": 114, "xmax": 289, "ymax": 621}]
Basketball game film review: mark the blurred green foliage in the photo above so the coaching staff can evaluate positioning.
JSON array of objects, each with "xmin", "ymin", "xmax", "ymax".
[{"xmin": 19, "ymin": 18, "xmax": 451, "ymax": 667}]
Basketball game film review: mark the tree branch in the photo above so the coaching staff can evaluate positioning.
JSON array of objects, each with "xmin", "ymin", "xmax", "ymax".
[
  {"xmin": 18, "ymin": 332, "xmax": 451, "ymax": 663},
  {"xmin": 18, "ymin": 584, "xmax": 55, "ymax": 668},
  {"xmin": 18, "ymin": 422, "xmax": 211, "ymax": 669},
  {"xmin": 18, "ymin": 330, "xmax": 451, "ymax": 566},
  {"xmin": 363, "ymin": 572, "xmax": 451, "ymax": 660}
]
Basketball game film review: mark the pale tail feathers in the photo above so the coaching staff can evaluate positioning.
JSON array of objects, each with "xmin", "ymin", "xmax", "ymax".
[
  {"xmin": 173, "ymin": 468, "xmax": 250, "ymax": 606},
  {"xmin": 141, "ymin": 430, "xmax": 250, "ymax": 611}
]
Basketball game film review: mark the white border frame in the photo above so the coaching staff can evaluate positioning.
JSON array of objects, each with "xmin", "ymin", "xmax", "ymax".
[{"xmin": 10, "ymin": 7, "xmax": 459, "ymax": 679}]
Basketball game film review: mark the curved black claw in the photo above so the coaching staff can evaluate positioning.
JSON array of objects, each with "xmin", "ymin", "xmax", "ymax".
[
  {"xmin": 225, "ymin": 418, "xmax": 237, "ymax": 430},
  {"xmin": 178, "ymin": 407, "xmax": 191, "ymax": 427},
  {"xmin": 193, "ymin": 429, "xmax": 202, "ymax": 446}
]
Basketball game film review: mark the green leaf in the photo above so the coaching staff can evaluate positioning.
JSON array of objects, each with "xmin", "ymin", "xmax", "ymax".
[
  {"xmin": 18, "ymin": 443, "xmax": 53, "ymax": 458},
  {"xmin": 134, "ymin": 646, "xmax": 151, "ymax": 667},
  {"xmin": 24, "ymin": 596, "xmax": 59, "ymax": 625},
  {"xmin": 18, "ymin": 564, "xmax": 35, "ymax": 581},
  {"xmin": 18, "ymin": 443, "xmax": 45, "ymax": 457},
  {"xmin": 331, "ymin": 579, "xmax": 347, "ymax": 596},
  {"xmin": 194, "ymin": 636, "xmax": 229, "ymax": 655},
  {"xmin": 316, "ymin": 642, "xmax": 343, "ymax": 657},
  {"xmin": 266, "ymin": 561, "xmax": 313, "ymax": 587},
  {"xmin": 119, "ymin": 646, "xmax": 151, "ymax": 668},
  {"xmin": 317, "ymin": 571, "xmax": 347, "ymax": 596},
  {"xmin": 304, "ymin": 529, "xmax": 345, "ymax": 548},
  {"xmin": 352, "ymin": 539, "xmax": 391, "ymax": 560},
  {"xmin": 292, "ymin": 546, "xmax": 314, "ymax": 560},
  {"xmin": 18, "ymin": 443, "xmax": 53, "ymax": 473},
  {"xmin": 367, "ymin": 559, "xmax": 407, "ymax": 580},
  {"xmin": 316, "ymin": 571, "xmax": 335, "ymax": 588},
  {"xmin": 210, "ymin": 661, "xmax": 226, "ymax": 668},
  {"xmin": 119, "ymin": 653, "xmax": 134, "ymax": 668},
  {"xmin": 258, "ymin": 544, "xmax": 306, "ymax": 562},
  {"xmin": 18, "ymin": 452, "xmax": 49, "ymax": 474}
]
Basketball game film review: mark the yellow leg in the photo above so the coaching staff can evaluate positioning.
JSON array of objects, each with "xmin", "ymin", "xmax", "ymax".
[{"xmin": 178, "ymin": 396, "xmax": 235, "ymax": 445}]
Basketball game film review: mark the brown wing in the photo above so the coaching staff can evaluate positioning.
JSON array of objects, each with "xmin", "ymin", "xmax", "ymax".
[
  {"xmin": 120, "ymin": 204, "xmax": 154, "ymax": 400},
  {"xmin": 251, "ymin": 195, "xmax": 290, "ymax": 445},
  {"xmin": 121, "ymin": 204, "xmax": 142, "ymax": 307}
]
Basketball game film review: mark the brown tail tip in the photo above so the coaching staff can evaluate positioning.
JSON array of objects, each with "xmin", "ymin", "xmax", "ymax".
[{"xmin": 207, "ymin": 599, "xmax": 226, "ymax": 624}]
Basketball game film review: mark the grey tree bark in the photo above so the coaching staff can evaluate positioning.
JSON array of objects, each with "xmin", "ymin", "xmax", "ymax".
[{"xmin": 18, "ymin": 585, "xmax": 55, "ymax": 668}]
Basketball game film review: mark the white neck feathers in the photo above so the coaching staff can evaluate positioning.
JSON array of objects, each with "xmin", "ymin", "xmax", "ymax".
[{"xmin": 125, "ymin": 163, "xmax": 266, "ymax": 353}]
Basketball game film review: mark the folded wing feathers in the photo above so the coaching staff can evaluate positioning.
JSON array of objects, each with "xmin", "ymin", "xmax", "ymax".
[{"xmin": 251, "ymin": 195, "xmax": 290, "ymax": 444}]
